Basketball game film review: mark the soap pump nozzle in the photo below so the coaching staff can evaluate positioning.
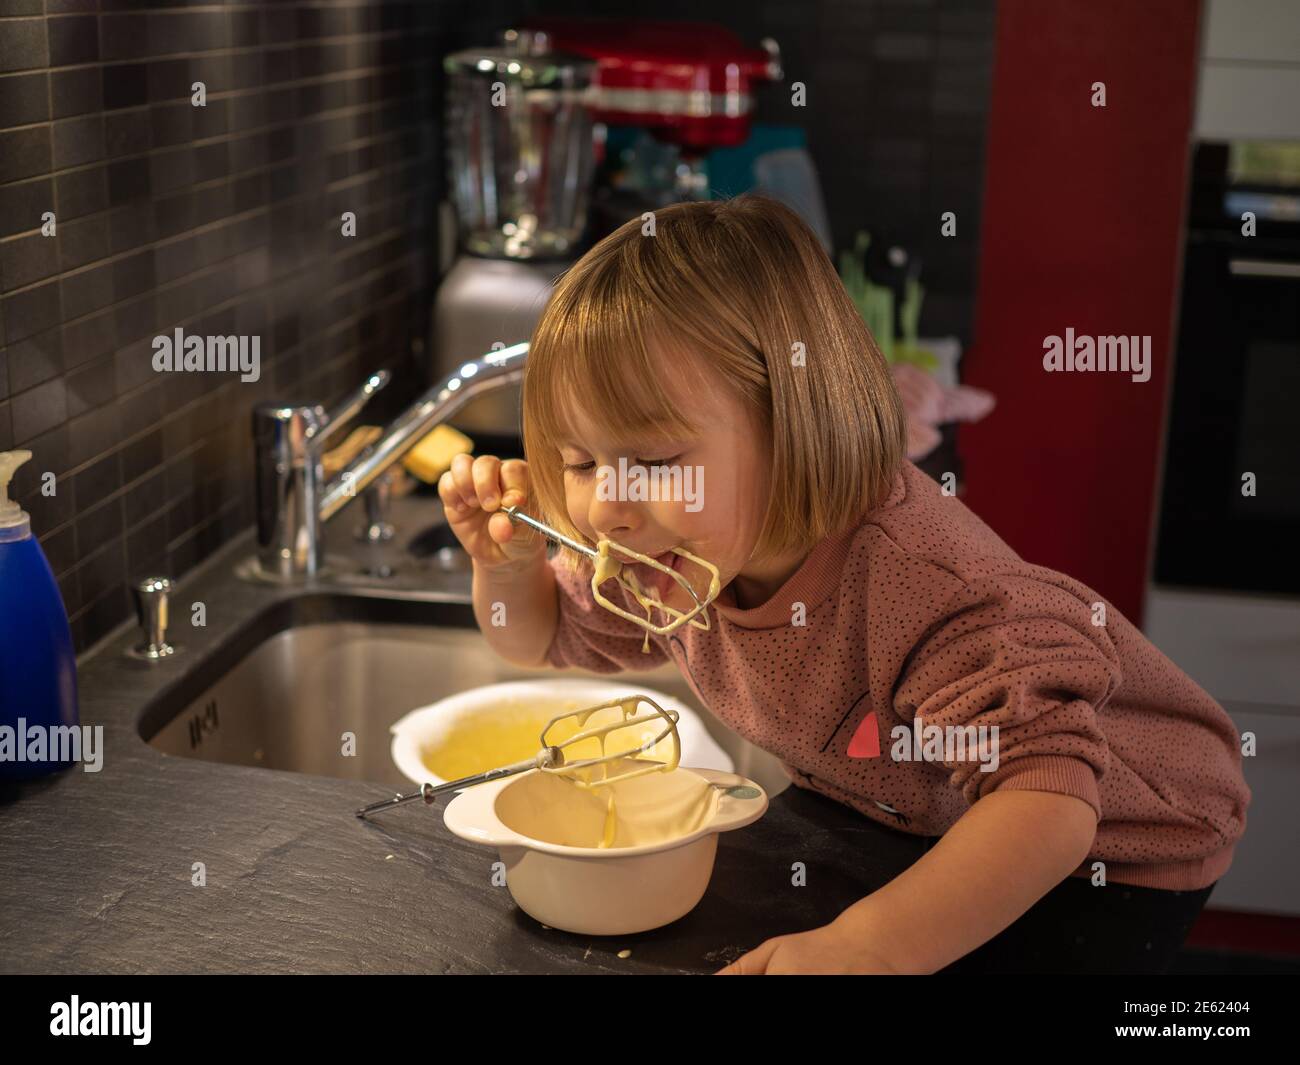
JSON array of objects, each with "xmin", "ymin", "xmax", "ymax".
[{"xmin": 0, "ymin": 450, "xmax": 32, "ymax": 534}]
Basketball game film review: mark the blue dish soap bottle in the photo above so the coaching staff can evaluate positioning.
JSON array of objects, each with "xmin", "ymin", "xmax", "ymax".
[{"xmin": 0, "ymin": 449, "xmax": 80, "ymax": 778}]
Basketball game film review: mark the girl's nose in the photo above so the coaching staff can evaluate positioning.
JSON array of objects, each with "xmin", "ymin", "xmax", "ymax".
[{"xmin": 585, "ymin": 487, "xmax": 639, "ymax": 543}]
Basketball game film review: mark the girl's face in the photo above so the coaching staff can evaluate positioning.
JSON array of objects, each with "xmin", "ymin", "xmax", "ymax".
[{"xmin": 557, "ymin": 352, "xmax": 773, "ymax": 615}]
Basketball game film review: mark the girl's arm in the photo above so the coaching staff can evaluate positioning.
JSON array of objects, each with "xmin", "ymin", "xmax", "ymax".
[
  {"xmin": 472, "ymin": 554, "xmax": 559, "ymax": 668},
  {"xmin": 832, "ymin": 789, "xmax": 1099, "ymax": 974},
  {"xmin": 441, "ymin": 454, "xmax": 559, "ymax": 668}
]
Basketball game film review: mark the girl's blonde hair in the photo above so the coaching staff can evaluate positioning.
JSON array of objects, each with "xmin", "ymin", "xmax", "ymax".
[{"xmin": 522, "ymin": 192, "xmax": 906, "ymax": 570}]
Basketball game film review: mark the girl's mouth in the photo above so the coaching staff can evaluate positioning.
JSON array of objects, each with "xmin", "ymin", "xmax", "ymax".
[{"xmin": 624, "ymin": 549, "xmax": 686, "ymax": 601}]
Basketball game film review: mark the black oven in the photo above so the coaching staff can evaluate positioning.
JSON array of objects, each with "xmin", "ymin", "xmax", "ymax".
[{"xmin": 1154, "ymin": 142, "xmax": 1300, "ymax": 596}]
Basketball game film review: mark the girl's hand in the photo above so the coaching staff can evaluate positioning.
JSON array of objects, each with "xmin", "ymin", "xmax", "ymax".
[
  {"xmin": 438, "ymin": 454, "xmax": 546, "ymax": 572},
  {"xmin": 713, "ymin": 922, "xmax": 901, "ymax": 975}
]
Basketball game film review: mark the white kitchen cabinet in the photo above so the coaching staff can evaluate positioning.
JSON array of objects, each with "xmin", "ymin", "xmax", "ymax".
[{"xmin": 1195, "ymin": 0, "xmax": 1300, "ymax": 140}]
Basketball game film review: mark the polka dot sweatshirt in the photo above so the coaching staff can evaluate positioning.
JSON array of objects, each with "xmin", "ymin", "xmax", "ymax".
[{"xmin": 544, "ymin": 460, "xmax": 1251, "ymax": 891}]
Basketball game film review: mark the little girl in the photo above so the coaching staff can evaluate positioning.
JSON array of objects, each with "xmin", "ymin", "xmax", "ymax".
[{"xmin": 438, "ymin": 193, "xmax": 1251, "ymax": 975}]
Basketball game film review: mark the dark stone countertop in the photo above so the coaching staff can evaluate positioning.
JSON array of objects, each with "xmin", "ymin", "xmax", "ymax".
[{"xmin": 0, "ymin": 504, "xmax": 928, "ymax": 974}]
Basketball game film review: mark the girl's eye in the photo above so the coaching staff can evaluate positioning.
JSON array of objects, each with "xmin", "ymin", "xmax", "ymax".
[{"xmin": 563, "ymin": 454, "xmax": 682, "ymax": 475}]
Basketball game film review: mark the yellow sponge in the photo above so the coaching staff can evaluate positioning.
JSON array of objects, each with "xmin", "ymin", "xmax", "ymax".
[
  {"xmin": 322, "ymin": 425, "xmax": 382, "ymax": 476},
  {"xmin": 403, "ymin": 423, "xmax": 474, "ymax": 483}
]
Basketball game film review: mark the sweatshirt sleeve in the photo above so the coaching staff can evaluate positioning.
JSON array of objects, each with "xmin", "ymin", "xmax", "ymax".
[
  {"xmin": 544, "ymin": 554, "xmax": 672, "ymax": 672},
  {"xmin": 891, "ymin": 573, "xmax": 1117, "ymax": 822}
]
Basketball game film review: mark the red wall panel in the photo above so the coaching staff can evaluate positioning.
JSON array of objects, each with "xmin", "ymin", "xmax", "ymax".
[{"xmin": 958, "ymin": 0, "xmax": 1202, "ymax": 623}]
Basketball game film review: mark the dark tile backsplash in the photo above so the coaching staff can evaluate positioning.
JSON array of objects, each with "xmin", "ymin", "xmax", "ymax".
[
  {"xmin": 1, "ymin": 0, "xmax": 993, "ymax": 655},
  {"xmin": 0, "ymin": 0, "xmax": 478, "ymax": 651}
]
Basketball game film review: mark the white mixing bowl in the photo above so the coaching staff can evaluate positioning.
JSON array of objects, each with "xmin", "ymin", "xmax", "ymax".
[
  {"xmin": 443, "ymin": 765, "xmax": 768, "ymax": 935},
  {"xmin": 389, "ymin": 679, "xmax": 762, "ymax": 934},
  {"xmin": 389, "ymin": 678, "xmax": 732, "ymax": 787}
]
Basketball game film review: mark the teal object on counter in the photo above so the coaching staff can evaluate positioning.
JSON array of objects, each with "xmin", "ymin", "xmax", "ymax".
[
  {"xmin": 705, "ymin": 124, "xmax": 808, "ymax": 197},
  {"xmin": 0, "ymin": 450, "xmax": 80, "ymax": 779}
]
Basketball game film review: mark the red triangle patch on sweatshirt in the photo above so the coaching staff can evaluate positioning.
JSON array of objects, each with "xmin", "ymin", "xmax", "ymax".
[{"xmin": 847, "ymin": 712, "xmax": 881, "ymax": 758}]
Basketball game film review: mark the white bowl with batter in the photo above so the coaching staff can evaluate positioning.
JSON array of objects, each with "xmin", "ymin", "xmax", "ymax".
[
  {"xmin": 442, "ymin": 762, "xmax": 768, "ymax": 935},
  {"xmin": 389, "ymin": 678, "xmax": 732, "ymax": 788}
]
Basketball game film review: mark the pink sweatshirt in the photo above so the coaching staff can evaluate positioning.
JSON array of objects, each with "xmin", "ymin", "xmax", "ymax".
[{"xmin": 544, "ymin": 460, "xmax": 1250, "ymax": 891}]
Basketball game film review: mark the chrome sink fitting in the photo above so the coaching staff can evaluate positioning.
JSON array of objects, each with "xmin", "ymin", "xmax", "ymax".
[{"xmin": 251, "ymin": 342, "xmax": 528, "ymax": 580}]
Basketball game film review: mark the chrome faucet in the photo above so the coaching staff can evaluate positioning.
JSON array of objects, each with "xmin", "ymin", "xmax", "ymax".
[{"xmin": 251, "ymin": 342, "xmax": 528, "ymax": 580}]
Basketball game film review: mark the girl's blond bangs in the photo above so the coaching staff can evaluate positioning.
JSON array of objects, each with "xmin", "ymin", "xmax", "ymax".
[{"xmin": 526, "ymin": 302, "xmax": 701, "ymax": 455}]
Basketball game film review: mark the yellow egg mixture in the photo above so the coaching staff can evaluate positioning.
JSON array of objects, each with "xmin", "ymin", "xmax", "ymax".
[
  {"xmin": 424, "ymin": 694, "xmax": 715, "ymax": 849},
  {"xmin": 424, "ymin": 696, "xmax": 673, "ymax": 772}
]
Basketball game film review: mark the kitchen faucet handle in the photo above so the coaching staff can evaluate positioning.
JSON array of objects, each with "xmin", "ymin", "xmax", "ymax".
[
  {"xmin": 313, "ymin": 369, "xmax": 391, "ymax": 446},
  {"xmin": 127, "ymin": 576, "xmax": 177, "ymax": 661}
]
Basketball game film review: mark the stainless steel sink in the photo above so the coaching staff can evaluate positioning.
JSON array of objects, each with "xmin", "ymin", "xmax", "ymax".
[{"xmin": 139, "ymin": 592, "xmax": 790, "ymax": 795}]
